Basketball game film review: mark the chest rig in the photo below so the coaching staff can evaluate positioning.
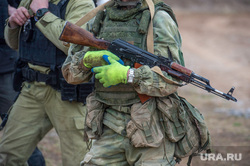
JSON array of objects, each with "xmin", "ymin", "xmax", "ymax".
[
  {"xmin": 88, "ymin": 2, "xmax": 179, "ymax": 105},
  {"xmin": 92, "ymin": 5, "xmax": 150, "ymax": 51},
  {"xmin": 90, "ymin": 4, "xmax": 152, "ymax": 105}
]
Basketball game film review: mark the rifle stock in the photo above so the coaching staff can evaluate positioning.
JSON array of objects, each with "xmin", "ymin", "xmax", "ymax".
[{"xmin": 59, "ymin": 21, "xmax": 110, "ymax": 50}]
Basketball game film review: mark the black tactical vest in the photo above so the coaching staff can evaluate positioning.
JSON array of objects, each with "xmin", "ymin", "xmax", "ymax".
[
  {"xmin": 19, "ymin": 0, "xmax": 69, "ymax": 70},
  {"xmin": 14, "ymin": 0, "xmax": 94, "ymax": 103}
]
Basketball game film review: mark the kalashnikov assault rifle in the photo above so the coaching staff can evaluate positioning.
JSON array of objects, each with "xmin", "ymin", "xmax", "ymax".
[{"xmin": 59, "ymin": 22, "xmax": 237, "ymax": 102}]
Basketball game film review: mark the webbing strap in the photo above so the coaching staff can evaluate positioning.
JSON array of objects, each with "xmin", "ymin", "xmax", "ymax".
[
  {"xmin": 145, "ymin": 0, "xmax": 155, "ymax": 54},
  {"xmin": 142, "ymin": 121, "xmax": 154, "ymax": 143},
  {"xmin": 151, "ymin": 66, "xmax": 182, "ymax": 85}
]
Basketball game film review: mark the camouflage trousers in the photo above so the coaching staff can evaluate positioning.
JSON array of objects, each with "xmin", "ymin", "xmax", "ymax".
[
  {"xmin": 81, "ymin": 126, "xmax": 176, "ymax": 166},
  {"xmin": 0, "ymin": 81, "xmax": 87, "ymax": 166}
]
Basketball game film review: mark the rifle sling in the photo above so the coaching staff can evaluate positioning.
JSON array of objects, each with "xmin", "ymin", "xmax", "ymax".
[
  {"xmin": 75, "ymin": 1, "xmax": 113, "ymax": 27},
  {"xmin": 151, "ymin": 66, "xmax": 182, "ymax": 86},
  {"xmin": 145, "ymin": 0, "xmax": 155, "ymax": 54}
]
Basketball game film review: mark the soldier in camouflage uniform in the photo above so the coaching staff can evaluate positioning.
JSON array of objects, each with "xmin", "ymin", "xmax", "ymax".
[
  {"xmin": 0, "ymin": 0, "xmax": 95, "ymax": 165},
  {"xmin": 62, "ymin": 0, "xmax": 184, "ymax": 165}
]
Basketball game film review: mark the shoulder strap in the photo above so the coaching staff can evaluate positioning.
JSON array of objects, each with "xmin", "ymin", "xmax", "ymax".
[
  {"xmin": 57, "ymin": 0, "xmax": 69, "ymax": 8},
  {"xmin": 57, "ymin": 0, "xmax": 70, "ymax": 20},
  {"xmin": 144, "ymin": 0, "xmax": 155, "ymax": 54},
  {"xmin": 75, "ymin": 1, "xmax": 113, "ymax": 27}
]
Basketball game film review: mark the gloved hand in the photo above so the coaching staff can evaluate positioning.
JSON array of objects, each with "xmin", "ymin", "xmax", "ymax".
[
  {"xmin": 92, "ymin": 55, "xmax": 130, "ymax": 87},
  {"xmin": 83, "ymin": 50, "xmax": 124, "ymax": 69}
]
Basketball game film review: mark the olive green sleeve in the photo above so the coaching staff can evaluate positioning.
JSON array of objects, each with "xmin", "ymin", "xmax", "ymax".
[
  {"xmin": 153, "ymin": 10, "xmax": 183, "ymax": 65},
  {"xmin": 132, "ymin": 10, "xmax": 183, "ymax": 97},
  {"xmin": 35, "ymin": 0, "xmax": 95, "ymax": 55},
  {"xmin": 4, "ymin": 0, "xmax": 95, "ymax": 53},
  {"xmin": 4, "ymin": 0, "xmax": 31, "ymax": 50},
  {"xmin": 4, "ymin": 22, "xmax": 20, "ymax": 50}
]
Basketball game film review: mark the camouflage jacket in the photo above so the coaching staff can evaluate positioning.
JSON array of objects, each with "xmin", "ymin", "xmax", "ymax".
[{"xmin": 62, "ymin": 8, "xmax": 183, "ymax": 98}]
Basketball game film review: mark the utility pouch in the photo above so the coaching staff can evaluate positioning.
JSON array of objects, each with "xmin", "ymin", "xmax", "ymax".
[
  {"xmin": 60, "ymin": 78, "xmax": 78, "ymax": 102},
  {"xmin": 156, "ymin": 95, "xmax": 186, "ymax": 142},
  {"xmin": 84, "ymin": 92, "xmax": 105, "ymax": 140},
  {"xmin": 60, "ymin": 78, "xmax": 94, "ymax": 103},
  {"xmin": 174, "ymin": 96, "xmax": 210, "ymax": 159},
  {"xmin": 126, "ymin": 98, "xmax": 164, "ymax": 148},
  {"xmin": 156, "ymin": 94, "xmax": 210, "ymax": 159}
]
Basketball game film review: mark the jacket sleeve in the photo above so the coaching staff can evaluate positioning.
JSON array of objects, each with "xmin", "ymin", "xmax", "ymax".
[
  {"xmin": 61, "ymin": 17, "xmax": 96, "ymax": 84},
  {"xmin": 36, "ymin": 0, "xmax": 95, "ymax": 55},
  {"xmin": 4, "ymin": 0, "xmax": 95, "ymax": 53},
  {"xmin": 132, "ymin": 10, "xmax": 184, "ymax": 97},
  {"xmin": 4, "ymin": 22, "xmax": 20, "ymax": 50},
  {"xmin": 3, "ymin": 0, "xmax": 30, "ymax": 50},
  {"xmin": 62, "ymin": 44, "xmax": 93, "ymax": 84}
]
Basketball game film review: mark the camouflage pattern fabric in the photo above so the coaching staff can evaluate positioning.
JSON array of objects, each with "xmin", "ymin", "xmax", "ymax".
[
  {"xmin": 62, "ymin": 1, "xmax": 184, "ymax": 165},
  {"xmin": 81, "ymin": 126, "xmax": 176, "ymax": 166}
]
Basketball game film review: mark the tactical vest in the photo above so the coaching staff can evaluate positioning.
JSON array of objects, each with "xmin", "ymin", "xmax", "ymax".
[
  {"xmin": 15, "ymin": 0, "xmax": 94, "ymax": 103},
  {"xmin": 91, "ymin": 4, "xmax": 152, "ymax": 105},
  {"xmin": 19, "ymin": 1, "xmax": 68, "ymax": 69},
  {"xmin": 91, "ymin": 2, "xmax": 178, "ymax": 105}
]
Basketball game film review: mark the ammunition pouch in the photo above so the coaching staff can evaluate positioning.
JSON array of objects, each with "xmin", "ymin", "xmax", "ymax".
[
  {"xmin": 126, "ymin": 98, "xmax": 164, "ymax": 148},
  {"xmin": 156, "ymin": 93, "xmax": 211, "ymax": 161},
  {"xmin": 84, "ymin": 92, "xmax": 105, "ymax": 140},
  {"xmin": 60, "ymin": 79, "xmax": 94, "ymax": 103}
]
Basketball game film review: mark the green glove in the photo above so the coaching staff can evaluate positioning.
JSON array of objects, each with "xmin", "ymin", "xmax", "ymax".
[
  {"xmin": 83, "ymin": 50, "xmax": 124, "ymax": 68},
  {"xmin": 92, "ymin": 55, "xmax": 130, "ymax": 87}
]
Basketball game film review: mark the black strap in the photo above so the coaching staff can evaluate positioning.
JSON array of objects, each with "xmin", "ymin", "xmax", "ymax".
[
  {"xmin": 22, "ymin": 67, "xmax": 57, "ymax": 85},
  {"xmin": 57, "ymin": 0, "xmax": 70, "ymax": 20}
]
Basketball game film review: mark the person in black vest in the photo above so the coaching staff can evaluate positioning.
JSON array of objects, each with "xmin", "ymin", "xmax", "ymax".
[
  {"xmin": 0, "ymin": 0, "xmax": 95, "ymax": 165},
  {"xmin": 0, "ymin": 1, "xmax": 46, "ymax": 166}
]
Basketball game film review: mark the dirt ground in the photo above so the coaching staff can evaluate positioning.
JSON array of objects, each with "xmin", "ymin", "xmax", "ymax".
[{"xmin": 1, "ymin": 1, "xmax": 250, "ymax": 166}]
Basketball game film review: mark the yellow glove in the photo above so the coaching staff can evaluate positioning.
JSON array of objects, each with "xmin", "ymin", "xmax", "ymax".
[
  {"xmin": 83, "ymin": 50, "xmax": 123, "ymax": 68},
  {"xmin": 92, "ymin": 55, "xmax": 130, "ymax": 87}
]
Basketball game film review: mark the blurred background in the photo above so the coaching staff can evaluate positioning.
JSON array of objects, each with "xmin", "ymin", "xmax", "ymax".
[
  {"xmin": 1, "ymin": 0, "xmax": 249, "ymax": 165},
  {"xmin": 167, "ymin": 0, "xmax": 250, "ymax": 165}
]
